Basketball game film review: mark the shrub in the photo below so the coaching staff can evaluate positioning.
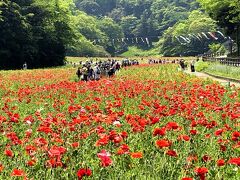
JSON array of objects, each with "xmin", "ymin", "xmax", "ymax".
[{"xmin": 195, "ymin": 60, "xmax": 210, "ymax": 71}]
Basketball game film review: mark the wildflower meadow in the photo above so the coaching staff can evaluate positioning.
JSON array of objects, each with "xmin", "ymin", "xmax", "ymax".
[{"xmin": 0, "ymin": 64, "xmax": 240, "ymax": 180}]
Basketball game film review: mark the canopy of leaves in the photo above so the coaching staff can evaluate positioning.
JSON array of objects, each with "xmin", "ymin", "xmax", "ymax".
[
  {"xmin": 156, "ymin": 10, "xmax": 225, "ymax": 56},
  {"xmin": 0, "ymin": 0, "xmax": 73, "ymax": 69},
  {"xmin": 2, "ymin": 0, "xmax": 239, "ymax": 69},
  {"xmin": 197, "ymin": 0, "xmax": 240, "ymax": 34},
  {"xmin": 197, "ymin": 0, "xmax": 240, "ymax": 56}
]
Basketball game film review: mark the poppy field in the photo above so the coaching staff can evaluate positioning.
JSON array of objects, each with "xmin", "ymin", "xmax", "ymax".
[{"xmin": 0, "ymin": 64, "xmax": 240, "ymax": 180}]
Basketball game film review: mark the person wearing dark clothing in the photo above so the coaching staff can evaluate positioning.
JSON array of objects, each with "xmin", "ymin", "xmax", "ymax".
[
  {"xmin": 76, "ymin": 67, "xmax": 82, "ymax": 80},
  {"xmin": 88, "ymin": 66, "xmax": 94, "ymax": 80},
  {"xmin": 108, "ymin": 68, "xmax": 115, "ymax": 77},
  {"xmin": 82, "ymin": 65, "xmax": 88, "ymax": 81},
  {"xmin": 190, "ymin": 61, "xmax": 195, "ymax": 72},
  {"xmin": 116, "ymin": 62, "xmax": 121, "ymax": 71},
  {"xmin": 179, "ymin": 60, "xmax": 185, "ymax": 70}
]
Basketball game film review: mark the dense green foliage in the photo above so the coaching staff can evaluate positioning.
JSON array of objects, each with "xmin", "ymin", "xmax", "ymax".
[
  {"xmin": 156, "ymin": 10, "xmax": 226, "ymax": 56},
  {"xmin": 0, "ymin": 0, "xmax": 74, "ymax": 69},
  {"xmin": 197, "ymin": 0, "xmax": 240, "ymax": 56},
  {"xmin": 75, "ymin": 0, "xmax": 200, "ymax": 51},
  {"xmin": 1, "ymin": 0, "xmax": 239, "ymax": 69},
  {"xmin": 74, "ymin": 0, "xmax": 229, "ymax": 56},
  {"xmin": 195, "ymin": 60, "xmax": 210, "ymax": 72}
]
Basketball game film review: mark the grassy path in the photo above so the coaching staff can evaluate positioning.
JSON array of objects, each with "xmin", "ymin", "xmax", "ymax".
[{"xmin": 185, "ymin": 70, "xmax": 240, "ymax": 87}]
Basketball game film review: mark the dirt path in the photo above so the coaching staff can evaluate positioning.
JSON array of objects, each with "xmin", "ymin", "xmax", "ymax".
[{"xmin": 185, "ymin": 70, "xmax": 240, "ymax": 88}]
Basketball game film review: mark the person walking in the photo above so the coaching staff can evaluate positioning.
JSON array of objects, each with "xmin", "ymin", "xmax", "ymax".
[
  {"xmin": 190, "ymin": 60, "xmax": 196, "ymax": 72},
  {"xmin": 82, "ymin": 64, "xmax": 88, "ymax": 81},
  {"xmin": 93, "ymin": 64, "xmax": 101, "ymax": 80},
  {"xmin": 76, "ymin": 67, "xmax": 82, "ymax": 80},
  {"xmin": 23, "ymin": 62, "xmax": 27, "ymax": 70},
  {"xmin": 179, "ymin": 59, "xmax": 185, "ymax": 71}
]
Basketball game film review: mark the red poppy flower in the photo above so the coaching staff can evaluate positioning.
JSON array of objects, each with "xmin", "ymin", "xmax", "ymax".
[
  {"xmin": 153, "ymin": 127, "xmax": 166, "ymax": 136},
  {"xmin": 166, "ymin": 122, "xmax": 179, "ymax": 130},
  {"xmin": 95, "ymin": 135, "xmax": 109, "ymax": 147},
  {"xmin": 25, "ymin": 145, "xmax": 37, "ymax": 156},
  {"xmin": 228, "ymin": 157, "xmax": 240, "ymax": 166},
  {"xmin": 97, "ymin": 150, "xmax": 112, "ymax": 167},
  {"xmin": 112, "ymin": 135, "xmax": 123, "ymax": 144},
  {"xmin": 178, "ymin": 135, "xmax": 190, "ymax": 141},
  {"xmin": 220, "ymin": 144, "xmax": 226, "ymax": 152},
  {"xmin": 194, "ymin": 167, "xmax": 208, "ymax": 180},
  {"xmin": 156, "ymin": 139, "xmax": 171, "ymax": 148},
  {"xmin": 190, "ymin": 129, "xmax": 197, "ymax": 135},
  {"xmin": 120, "ymin": 131, "xmax": 128, "ymax": 139},
  {"xmin": 182, "ymin": 178, "xmax": 193, "ymax": 180},
  {"xmin": 214, "ymin": 129, "xmax": 224, "ymax": 136},
  {"xmin": 117, "ymin": 144, "xmax": 130, "ymax": 155},
  {"xmin": 5, "ymin": 149, "xmax": 13, "ymax": 157},
  {"xmin": 150, "ymin": 117, "xmax": 160, "ymax": 124},
  {"xmin": 166, "ymin": 150, "xmax": 177, "ymax": 157},
  {"xmin": 11, "ymin": 169, "xmax": 25, "ymax": 176},
  {"xmin": 202, "ymin": 155, "xmax": 211, "ymax": 162},
  {"xmin": 71, "ymin": 142, "xmax": 79, "ymax": 148},
  {"xmin": 77, "ymin": 168, "xmax": 92, "ymax": 180},
  {"xmin": 34, "ymin": 137, "xmax": 48, "ymax": 146},
  {"xmin": 217, "ymin": 159, "xmax": 225, "ymax": 166},
  {"xmin": 232, "ymin": 131, "xmax": 240, "ymax": 141},
  {"xmin": 48, "ymin": 146, "xmax": 66, "ymax": 158},
  {"xmin": 130, "ymin": 152, "xmax": 143, "ymax": 158},
  {"xmin": 27, "ymin": 158, "xmax": 37, "ymax": 166}
]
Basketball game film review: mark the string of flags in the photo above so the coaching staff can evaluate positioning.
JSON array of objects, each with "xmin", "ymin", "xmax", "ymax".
[
  {"xmin": 175, "ymin": 31, "xmax": 232, "ymax": 45},
  {"xmin": 84, "ymin": 31, "xmax": 230, "ymax": 46},
  {"xmin": 91, "ymin": 36, "xmax": 153, "ymax": 47}
]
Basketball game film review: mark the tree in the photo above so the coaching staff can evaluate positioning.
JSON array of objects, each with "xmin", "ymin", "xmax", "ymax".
[
  {"xmin": 75, "ymin": 0, "xmax": 102, "ymax": 16},
  {"xmin": 0, "ymin": 0, "xmax": 34, "ymax": 69},
  {"xmin": 157, "ymin": 10, "xmax": 221, "ymax": 56},
  {"xmin": 0, "ymin": 0, "xmax": 75, "ymax": 69},
  {"xmin": 121, "ymin": 15, "xmax": 139, "ymax": 37},
  {"xmin": 108, "ymin": 8, "xmax": 125, "ymax": 23},
  {"xmin": 98, "ymin": 17, "xmax": 124, "ymax": 55},
  {"xmin": 197, "ymin": 0, "xmax": 240, "ymax": 56}
]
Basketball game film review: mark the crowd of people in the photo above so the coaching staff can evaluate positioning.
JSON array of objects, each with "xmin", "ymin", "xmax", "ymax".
[
  {"xmin": 179, "ymin": 59, "xmax": 196, "ymax": 72},
  {"xmin": 72, "ymin": 57, "xmax": 197, "ymax": 81},
  {"xmin": 148, "ymin": 59, "xmax": 177, "ymax": 64},
  {"xmin": 74, "ymin": 58, "xmax": 139, "ymax": 81},
  {"xmin": 148, "ymin": 58, "xmax": 196, "ymax": 72}
]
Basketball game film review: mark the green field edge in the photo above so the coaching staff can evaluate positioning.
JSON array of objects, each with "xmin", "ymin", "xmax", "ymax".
[{"xmin": 203, "ymin": 71, "xmax": 240, "ymax": 83}]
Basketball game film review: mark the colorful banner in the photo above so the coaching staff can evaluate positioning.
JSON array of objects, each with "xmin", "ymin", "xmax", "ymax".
[
  {"xmin": 179, "ymin": 36, "xmax": 190, "ymax": 43},
  {"xmin": 217, "ymin": 31, "xmax": 226, "ymax": 39},
  {"xmin": 201, "ymin": 32, "xmax": 210, "ymax": 40},
  {"xmin": 208, "ymin": 32, "xmax": 218, "ymax": 40},
  {"xmin": 193, "ymin": 34, "xmax": 202, "ymax": 41},
  {"xmin": 146, "ymin": 38, "xmax": 150, "ymax": 46},
  {"xmin": 91, "ymin": 31, "xmax": 227, "ymax": 46},
  {"xmin": 136, "ymin": 37, "xmax": 138, "ymax": 43},
  {"xmin": 175, "ymin": 36, "xmax": 187, "ymax": 45}
]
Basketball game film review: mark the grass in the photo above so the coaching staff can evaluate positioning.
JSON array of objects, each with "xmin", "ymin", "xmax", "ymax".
[
  {"xmin": 0, "ymin": 65, "xmax": 240, "ymax": 179},
  {"xmin": 195, "ymin": 60, "xmax": 240, "ymax": 80},
  {"xmin": 120, "ymin": 46, "xmax": 160, "ymax": 57},
  {"xmin": 204, "ymin": 63, "xmax": 240, "ymax": 80}
]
